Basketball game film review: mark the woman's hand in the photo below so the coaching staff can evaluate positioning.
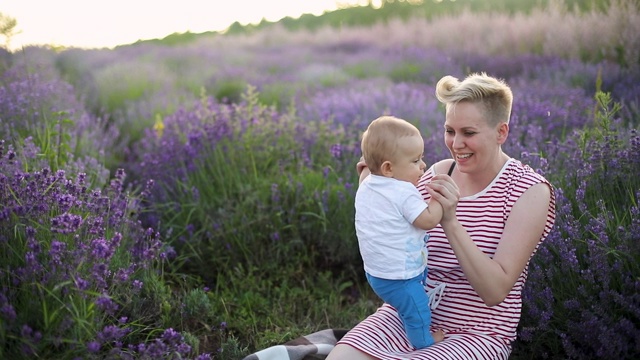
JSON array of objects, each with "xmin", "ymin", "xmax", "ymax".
[{"xmin": 425, "ymin": 174, "xmax": 459, "ymax": 223}]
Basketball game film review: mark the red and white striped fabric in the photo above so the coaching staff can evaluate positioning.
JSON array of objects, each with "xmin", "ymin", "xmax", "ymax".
[{"xmin": 338, "ymin": 158, "xmax": 556, "ymax": 359}]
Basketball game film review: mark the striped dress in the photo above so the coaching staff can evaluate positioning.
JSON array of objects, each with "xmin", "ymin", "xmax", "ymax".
[{"xmin": 338, "ymin": 158, "xmax": 556, "ymax": 359}]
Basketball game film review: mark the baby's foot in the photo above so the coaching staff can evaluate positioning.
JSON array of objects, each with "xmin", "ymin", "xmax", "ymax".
[{"xmin": 432, "ymin": 329, "xmax": 444, "ymax": 343}]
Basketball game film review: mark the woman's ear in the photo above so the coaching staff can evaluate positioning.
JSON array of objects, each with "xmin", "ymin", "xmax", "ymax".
[
  {"xmin": 380, "ymin": 161, "xmax": 393, "ymax": 177},
  {"xmin": 497, "ymin": 122, "xmax": 509, "ymax": 144}
]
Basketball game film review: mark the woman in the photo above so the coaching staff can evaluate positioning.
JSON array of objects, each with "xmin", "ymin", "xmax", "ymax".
[{"xmin": 327, "ymin": 72, "xmax": 556, "ymax": 359}]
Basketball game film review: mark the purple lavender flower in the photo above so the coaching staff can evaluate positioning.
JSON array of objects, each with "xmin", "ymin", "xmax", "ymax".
[
  {"xmin": 97, "ymin": 324, "xmax": 129, "ymax": 344},
  {"xmin": 95, "ymin": 294, "xmax": 118, "ymax": 315},
  {"xmin": 50, "ymin": 212, "xmax": 83, "ymax": 234},
  {"xmin": 0, "ymin": 303, "xmax": 16, "ymax": 322},
  {"xmin": 86, "ymin": 341, "xmax": 101, "ymax": 353},
  {"xmin": 48, "ymin": 240, "xmax": 67, "ymax": 266},
  {"xmin": 132, "ymin": 280, "xmax": 143, "ymax": 291}
]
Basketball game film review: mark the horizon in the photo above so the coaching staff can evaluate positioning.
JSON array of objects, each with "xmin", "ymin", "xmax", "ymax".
[{"xmin": 2, "ymin": 0, "xmax": 374, "ymax": 51}]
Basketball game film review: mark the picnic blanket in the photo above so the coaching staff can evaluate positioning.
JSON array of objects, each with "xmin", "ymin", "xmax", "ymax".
[{"xmin": 242, "ymin": 329, "xmax": 349, "ymax": 360}]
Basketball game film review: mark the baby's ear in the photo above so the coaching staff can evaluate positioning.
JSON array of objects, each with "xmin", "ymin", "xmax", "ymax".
[{"xmin": 380, "ymin": 161, "xmax": 393, "ymax": 177}]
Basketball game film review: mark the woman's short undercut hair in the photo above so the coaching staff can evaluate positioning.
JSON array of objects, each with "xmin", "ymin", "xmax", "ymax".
[{"xmin": 435, "ymin": 72, "xmax": 513, "ymax": 126}]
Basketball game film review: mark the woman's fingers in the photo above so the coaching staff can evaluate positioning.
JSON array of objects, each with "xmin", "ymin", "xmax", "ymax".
[
  {"xmin": 427, "ymin": 186, "xmax": 456, "ymax": 207},
  {"xmin": 426, "ymin": 175, "xmax": 460, "ymax": 222},
  {"xmin": 428, "ymin": 175, "xmax": 460, "ymax": 200}
]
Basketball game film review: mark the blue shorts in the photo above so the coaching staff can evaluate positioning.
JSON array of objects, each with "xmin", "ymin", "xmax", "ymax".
[{"xmin": 366, "ymin": 271, "xmax": 434, "ymax": 349}]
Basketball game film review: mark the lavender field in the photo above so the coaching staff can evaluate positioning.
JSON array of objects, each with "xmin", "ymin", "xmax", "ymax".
[{"xmin": 1, "ymin": 0, "xmax": 639, "ymax": 359}]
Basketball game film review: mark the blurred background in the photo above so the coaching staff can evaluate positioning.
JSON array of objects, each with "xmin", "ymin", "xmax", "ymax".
[{"xmin": 0, "ymin": 0, "xmax": 638, "ymax": 359}]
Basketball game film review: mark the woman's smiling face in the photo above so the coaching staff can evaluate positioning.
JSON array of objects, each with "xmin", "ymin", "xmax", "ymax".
[{"xmin": 444, "ymin": 101, "xmax": 505, "ymax": 174}]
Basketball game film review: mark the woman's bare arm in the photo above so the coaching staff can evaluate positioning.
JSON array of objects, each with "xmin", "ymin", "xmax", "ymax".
[
  {"xmin": 327, "ymin": 344, "xmax": 378, "ymax": 360},
  {"xmin": 427, "ymin": 176, "xmax": 551, "ymax": 306}
]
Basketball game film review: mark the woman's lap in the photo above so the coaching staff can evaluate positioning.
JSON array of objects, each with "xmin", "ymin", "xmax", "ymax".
[{"xmin": 337, "ymin": 305, "xmax": 511, "ymax": 360}]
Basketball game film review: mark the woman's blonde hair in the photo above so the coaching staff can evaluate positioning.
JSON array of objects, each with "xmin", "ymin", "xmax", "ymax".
[
  {"xmin": 361, "ymin": 115, "xmax": 421, "ymax": 173},
  {"xmin": 435, "ymin": 72, "xmax": 513, "ymax": 126}
]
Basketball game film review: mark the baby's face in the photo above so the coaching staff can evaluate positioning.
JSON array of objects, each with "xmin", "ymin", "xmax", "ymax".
[{"xmin": 390, "ymin": 134, "xmax": 426, "ymax": 186}]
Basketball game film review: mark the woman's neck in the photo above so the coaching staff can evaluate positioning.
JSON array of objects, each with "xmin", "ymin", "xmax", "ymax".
[{"xmin": 455, "ymin": 153, "xmax": 510, "ymax": 197}]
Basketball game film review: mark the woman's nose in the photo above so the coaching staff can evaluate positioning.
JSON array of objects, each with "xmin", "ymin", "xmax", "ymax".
[{"xmin": 452, "ymin": 135, "xmax": 464, "ymax": 149}]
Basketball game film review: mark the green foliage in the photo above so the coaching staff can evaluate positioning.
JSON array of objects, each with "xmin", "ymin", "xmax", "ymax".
[
  {"xmin": 92, "ymin": 60, "xmax": 168, "ymax": 114},
  {"xmin": 216, "ymin": 335, "xmax": 250, "ymax": 360},
  {"xmin": 579, "ymin": 92, "xmax": 622, "ymax": 150},
  {"xmin": 343, "ymin": 61, "xmax": 385, "ymax": 79},
  {"xmin": 296, "ymin": 64, "xmax": 351, "ymax": 89},
  {"xmin": 201, "ymin": 0, "xmax": 614, "ymax": 39},
  {"xmin": 575, "ymin": 92, "xmax": 633, "ymax": 210},
  {"xmin": 513, "ymin": 92, "xmax": 640, "ymax": 358},
  {"xmin": 388, "ymin": 61, "xmax": 423, "ymax": 83},
  {"xmin": 119, "ymin": 269, "xmax": 173, "ymax": 330},
  {"xmin": 137, "ymin": 87, "xmax": 366, "ymax": 356},
  {"xmin": 6, "ymin": 110, "xmax": 75, "ymax": 175},
  {"xmin": 257, "ymin": 82, "xmax": 301, "ymax": 109},
  {"xmin": 209, "ymin": 263, "xmax": 379, "ymax": 352},
  {"xmin": 0, "ymin": 12, "xmax": 17, "ymax": 49},
  {"xmin": 33, "ymin": 111, "xmax": 72, "ymax": 173},
  {"xmin": 211, "ymin": 79, "xmax": 248, "ymax": 103},
  {"xmin": 156, "ymin": 111, "xmax": 359, "ymax": 283},
  {"xmin": 139, "ymin": 31, "xmax": 204, "ymax": 47},
  {"xmin": 181, "ymin": 288, "xmax": 215, "ymax": 328},
  {"xmin": 1, "ymin": 177, "xmax": 158, "ymax": 358}
]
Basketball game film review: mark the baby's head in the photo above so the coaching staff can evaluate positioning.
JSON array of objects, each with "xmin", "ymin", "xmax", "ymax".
[{"xmin": 361, "ymin": 116, "xmax": 426, "ymax": 184}]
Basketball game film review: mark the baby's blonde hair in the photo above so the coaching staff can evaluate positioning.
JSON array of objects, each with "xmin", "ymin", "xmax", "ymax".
[
  {"xmin": 435, "ymin": 72, "xmax": 513, "ymax": 126},
  {"xmin": 361, "ymin": 115, "xmax": 421, "ymax": 174}
]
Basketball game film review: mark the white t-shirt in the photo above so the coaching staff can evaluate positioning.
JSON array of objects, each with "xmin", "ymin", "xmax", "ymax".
[{"xmin": 355, "ymin": 174, "xmax": 429, "ymax": 280}]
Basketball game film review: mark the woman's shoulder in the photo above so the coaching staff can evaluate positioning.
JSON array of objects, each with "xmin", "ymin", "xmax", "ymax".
[
  {"xmin": 503, "ymin": 159, "xmax": 556, "ymax": 225},
  {"xmin": 501, "ymin": 159, "xmax": 555, "ymax": 212},
  {"xmin": 504, "ymin": 159, "xmax": 551, "ymax": 187},
  {"xmin": 431, "ymin": 159, "xmax": 456, "ymax": 175}
]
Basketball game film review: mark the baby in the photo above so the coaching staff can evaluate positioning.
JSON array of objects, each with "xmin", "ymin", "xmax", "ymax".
[{"xmin": 355, "ymin": 115, "xmax": 444, "ymax": 349}]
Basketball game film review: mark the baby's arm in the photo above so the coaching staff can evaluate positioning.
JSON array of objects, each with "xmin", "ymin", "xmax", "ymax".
[{"xmin": 412, "ymin": 198, "xmax": 444, "ymax": 230}]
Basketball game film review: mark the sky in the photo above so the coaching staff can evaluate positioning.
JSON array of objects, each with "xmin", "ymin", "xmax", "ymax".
[{"xmin": 2, "ymin": 0, "xmax": 373, "ymax": 51}]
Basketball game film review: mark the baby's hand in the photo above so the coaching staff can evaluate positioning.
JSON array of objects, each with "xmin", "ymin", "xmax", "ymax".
[{"xmin": 356, "ymin": 156, "xmax": 367, "ymax": 176}]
